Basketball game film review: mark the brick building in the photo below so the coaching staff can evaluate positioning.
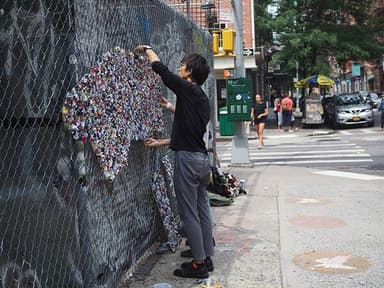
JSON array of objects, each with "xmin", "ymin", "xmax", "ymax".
[
  {"xmin": 165, "ymin": 0, "xmax": 258, "ymax": 117},
  {"xmin": 337, "ymin": 0, "xmax": 384, "ymax": 93}
]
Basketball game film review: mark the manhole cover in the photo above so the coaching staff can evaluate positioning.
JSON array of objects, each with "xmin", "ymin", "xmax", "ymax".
[
  {"xmin": 293, "ymin": 251, "xmax": 370, "ymax": 273},
  {"xmin": 289, "ymin": 216, "xmax": 346, "ymax": 228}
]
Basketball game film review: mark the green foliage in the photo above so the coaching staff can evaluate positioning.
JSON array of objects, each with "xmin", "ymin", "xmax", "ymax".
[{"xmin": 255, "ymin": 0, "xmax": 384, "ymax": 86}]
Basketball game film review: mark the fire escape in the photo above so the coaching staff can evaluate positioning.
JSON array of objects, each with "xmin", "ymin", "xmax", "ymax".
[{"xmin": 165, "ymin": 0, "xmax": 221, "ymax": 31}]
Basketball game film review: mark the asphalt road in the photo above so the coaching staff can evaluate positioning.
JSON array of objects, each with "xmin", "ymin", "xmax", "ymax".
[{"xmin": 216, "ymin": 116, "xmax": 384, "ymax": 177}]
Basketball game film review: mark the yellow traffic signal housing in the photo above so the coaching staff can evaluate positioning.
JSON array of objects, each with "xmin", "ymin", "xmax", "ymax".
[
  {"xmin": 222, "ymin": 29, "xmax": 235, "ymax": 53},
  {"xmin": 212, "ymin": 33, "xmax": 219, "ymax": 55}
]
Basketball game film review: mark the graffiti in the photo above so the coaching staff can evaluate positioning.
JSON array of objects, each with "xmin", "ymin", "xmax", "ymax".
[
  {"xmin": 0, "ymin": 1, "xmax": 213, "ymax": 288},
  {"xmin": 0, "ymin": 0, "xmax": 58, "ymax": 117},
  {"xmin": 151, "ymin": 15, "xmax": 185, "ymax": 79},
  {"xmin": 0, "ymin": 261, "xmax": 41, "ymax": 288}
]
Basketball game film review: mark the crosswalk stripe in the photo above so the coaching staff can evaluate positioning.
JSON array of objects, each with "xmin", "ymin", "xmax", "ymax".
[
  {"xmin": 216, "ymin": 130, "xmax": 375, "ymax": 167},
  {"xmin": 246, "ymin": 143, "xmax": 357, "ymax": 149},
  {"xmin": 314, "ymin": 170, "xmax": 384, "ymax": 180},
  {"xmin": 337, "ymin": 129, "xmax": 376, "ymax": 135},
  {"xmin": 221, "ymin": 149, "xmax": 366, "ymax": 157},
  {"xmin": 219, "ymin": 159, "xmax": 373, "ymax": 167},
  {"xmin": 337, "ymin": 130, "xmax": 352, "ymax": 135},
  {"xmin": 251, "ymin": 159, "xmax": 373, "ymax": 165},
  {"xmin": 219, "ymin": 153, "xmax": 370, "ymax": 161}
]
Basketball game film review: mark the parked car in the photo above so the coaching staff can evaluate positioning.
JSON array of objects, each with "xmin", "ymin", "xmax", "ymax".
[
  {"xmin": 358, "ymin": 90, "xmax": 369, "ymax": 99},
  {"xmin": 324, "ymin": 93, "xmax": 374, "ymax": 128},
  {"xmin": 358, "ymin": 91, "xmax": 381, "ymax": 108},
  {"xmin": 365, "ymin": 92, "xmax": 380, "ymax": 108}
]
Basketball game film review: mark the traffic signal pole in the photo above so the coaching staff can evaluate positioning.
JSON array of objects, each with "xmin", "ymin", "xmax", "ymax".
[{"xmin": 230, "ymin": 0, "xmax": 251, "ymax": 165}]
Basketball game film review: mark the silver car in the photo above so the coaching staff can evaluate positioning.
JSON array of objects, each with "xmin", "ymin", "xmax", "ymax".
[{"xmin": 325, "ymin": 93, "xmax": 374, "ymax": 128}]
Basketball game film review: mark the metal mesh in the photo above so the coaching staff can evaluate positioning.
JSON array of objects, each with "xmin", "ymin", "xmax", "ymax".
[{"xmin": 0, "ymin": 0, "xmax": 214, "ymax": 287}]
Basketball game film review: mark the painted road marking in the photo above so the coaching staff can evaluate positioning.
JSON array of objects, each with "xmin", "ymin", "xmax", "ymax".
[
  {"xmin": 314, "ymin": 170, "xmax": 384, "ymax": 180},
  {"xmin": 220, "ymin": 153, "xmax": 369, "ymax": 160},
  {"xmin": 258, "ymin": 143, "xmax": 356, "ymax": 149},
  {"xmin": 250, "ymin": 159, "xmax": 373, "ymax": 165},
  {"xmin": 220, "ymin": 149, "xmax": 366, "ymax": 158},
  {"xmin": 220, "ymin": 159, "xmax": 373, "ymax": 167},
  {"xmin": 338, "ymin": 129, "xmax": 376, "ymax": 135}
]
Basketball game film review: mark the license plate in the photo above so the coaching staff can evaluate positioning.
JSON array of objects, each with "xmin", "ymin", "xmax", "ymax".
[{"xmin": 352, "ymin": 116, "xmax": 360, "ymax": 121}]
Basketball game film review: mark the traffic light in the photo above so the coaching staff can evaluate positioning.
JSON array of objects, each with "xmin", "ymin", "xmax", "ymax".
[
  {"xmin": 222, "ymin": 29, "xmax": 235, "ymax": 54},
  {"xmin": 212, "ymin": 33, "xmax": 219, "ymax": 55}
]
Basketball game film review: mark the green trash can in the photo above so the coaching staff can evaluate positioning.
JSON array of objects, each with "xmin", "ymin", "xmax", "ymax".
[{"xmin": 219, "ymin": 107, "xmax": 235, "ymax": 136}]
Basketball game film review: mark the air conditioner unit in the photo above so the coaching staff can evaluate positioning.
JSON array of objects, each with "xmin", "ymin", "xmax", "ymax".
[{"xmin": 213, "ymin": 23, "xmax": 226, "ymax": 29}]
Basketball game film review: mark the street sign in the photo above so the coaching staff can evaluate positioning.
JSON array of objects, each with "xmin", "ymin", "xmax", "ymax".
[{"xmin": 226, "ymin": 78, "xmax": 251, "ymax": 121}]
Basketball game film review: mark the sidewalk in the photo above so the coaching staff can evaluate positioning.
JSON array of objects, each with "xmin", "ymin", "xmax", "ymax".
[
  {"xmin": 122, "ymin": 162, "xmax": 384, "ymax": 288},
  {"xmin": 123, "ymin": 165, "xmax": 282, "ymax": 288}
]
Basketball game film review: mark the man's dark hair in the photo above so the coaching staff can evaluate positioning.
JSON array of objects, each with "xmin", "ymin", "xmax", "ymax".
[{"xmin": 181, "ymin": 54, "xmax": 210, "ymax": 85}]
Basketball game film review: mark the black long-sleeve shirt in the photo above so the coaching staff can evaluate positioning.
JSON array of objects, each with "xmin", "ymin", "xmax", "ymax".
[{"xmin": 152, "ymin": 61, "xmax": 209, "ymax": 153}]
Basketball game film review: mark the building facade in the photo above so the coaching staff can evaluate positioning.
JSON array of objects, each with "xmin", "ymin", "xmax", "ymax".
[
  {"xmin": 165, "ymin": 0, "xmax": 258, "ymax": 119},
  {"xmin": 336, "ymin": 0, "xmax": 384, "ymax": 94}
]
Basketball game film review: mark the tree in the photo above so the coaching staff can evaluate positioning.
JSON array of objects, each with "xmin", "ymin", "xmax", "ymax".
[{"xmin": 268, "ymin": 0, "xmax": 384, "ymax": 82}]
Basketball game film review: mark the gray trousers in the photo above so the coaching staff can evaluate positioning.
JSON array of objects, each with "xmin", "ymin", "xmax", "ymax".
[{"xmin": 174, "ymin": 151, "xmax": 214, "ymax": 260}]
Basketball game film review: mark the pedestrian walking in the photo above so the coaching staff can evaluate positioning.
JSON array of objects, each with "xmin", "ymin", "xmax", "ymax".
[
  {"xmin": 273, "ymin": 97, "xmax": 281, "ymax": 129},
  {"xmin": 378, "ymin": 97, "xmax": 384, "ymax": 131},
  {"xmin": 251, "ymin": 94, "xmax": 268, "ymax": 149},
  {"xmin": 135, "ymin": 45, "xmax": 214, "ymax": 279},
  {"xmin": 281, "ymin": 94, "xmax": 293, "ymax": 132}
]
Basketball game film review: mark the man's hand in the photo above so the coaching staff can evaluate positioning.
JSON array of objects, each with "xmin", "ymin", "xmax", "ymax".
[
  {"xmin": 160, "ymin": 96, "xmax": 175, "ymax": 112},
  {"xmin": 144, "ymin": 138, "xmax": 159, "ymax": 147},
  {"xmin": 134, "ymin": 45, "xmax": 147, "ymax": 54},
  {"xmin": 160, "ymin": 97, "xmax": 168, "ymax": 108},
  {"xmin": 133, "ymin": 45, "xmax": 160, "ymax": 63},
  {"xmin": 144, "ymin": 138, "xmax": 170, "ymax": 147}
]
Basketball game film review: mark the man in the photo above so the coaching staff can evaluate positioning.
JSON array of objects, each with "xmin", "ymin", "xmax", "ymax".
[
  {"xmin": 378, "ymin": 97, "xmax": 384, "ymax": 131},
  {"xmin": 281, "ymin": 94, "xmax": 293, "ymax": 132},
  {"xmin": 134, "ymin": 45, "xmax": 214, "ymax": 279}
]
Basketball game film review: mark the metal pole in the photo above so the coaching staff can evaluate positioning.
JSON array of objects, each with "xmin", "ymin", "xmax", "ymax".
[
  {"xmin": 296, "ymin": 60, "xmax": 300, "ymax": 112},
  {"xmin": 230, "ymin": 0, "xmax": 251, "ymax": 165},
  {"xmin": 186, "ymin": 0, "xmax": 190, "ymax": 19}
]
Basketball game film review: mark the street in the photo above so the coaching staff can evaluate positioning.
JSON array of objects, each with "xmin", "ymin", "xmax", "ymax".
[{"xmin": 216, "ymin": 125, "xmax": 384, "ymax": 176}]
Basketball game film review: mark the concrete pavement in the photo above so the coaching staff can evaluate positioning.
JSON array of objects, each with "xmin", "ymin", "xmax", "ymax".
[{"xmin": 123, "ymin": 147, "xmax": 384, "ymax": 287}]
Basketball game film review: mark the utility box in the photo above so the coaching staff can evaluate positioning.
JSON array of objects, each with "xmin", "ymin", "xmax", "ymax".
[
  {"xmin": 226, "ymin": 78, "xmax": 251, "ymax": 121},
  {"xmin": 219, "ymin": 107, "xmax": 235, "ymax": 136}
]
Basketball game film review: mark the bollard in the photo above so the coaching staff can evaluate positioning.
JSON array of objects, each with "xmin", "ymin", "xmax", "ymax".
[{"xmin": 239, "ymin": 179, "xmax": 246, "ymax": 190}]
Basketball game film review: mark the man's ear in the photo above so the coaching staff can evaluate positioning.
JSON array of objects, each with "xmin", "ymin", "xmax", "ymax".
[{"xmin": 185, "ymin": 68, "xmax": 192, "ymax": 78}]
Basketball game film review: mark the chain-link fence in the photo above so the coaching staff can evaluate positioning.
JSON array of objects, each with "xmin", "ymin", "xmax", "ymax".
[{"xmin": 0, "ymin": 0, "xmax": 214, "ymax": 287}]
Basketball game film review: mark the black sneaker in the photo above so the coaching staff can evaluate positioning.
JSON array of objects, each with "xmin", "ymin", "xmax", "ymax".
[
  {"xmin": 174, "ymin": 261, "xmax": 209, "ymax": 279},
  {"xmin": 205, "ymin": 257, "xmax": 214, "ymax": 272},
  {"xmin": 182, "ymin": 257, "xmax": 214, "ymax": 272},
  {"xmin": 180, "ymin": 248, "xmax": 193, "ymax": 258}
]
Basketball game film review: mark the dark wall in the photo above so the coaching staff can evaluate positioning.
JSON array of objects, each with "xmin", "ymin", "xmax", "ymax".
[{"xmin": 0, "ymin": 1, "xmax": 213, "ymax": 287}]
